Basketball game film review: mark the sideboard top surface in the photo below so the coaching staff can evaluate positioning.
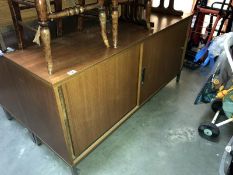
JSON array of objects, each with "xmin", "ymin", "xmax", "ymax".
[{"xmin": 4, "ymin": 13, "xmax": 192, "ymax": 85}]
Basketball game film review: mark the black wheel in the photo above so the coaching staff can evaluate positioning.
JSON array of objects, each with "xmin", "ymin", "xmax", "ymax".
[
  {"xmin": 198, "ymin": 122, "xmax": 220, "ymax": 141},
  {"xmin": 3, "ymin": 109, "xmax": 14, "ymax": 120},
  {"xmin": 211, "ymin": 100, "xmax": 224, "ymax": 114}
]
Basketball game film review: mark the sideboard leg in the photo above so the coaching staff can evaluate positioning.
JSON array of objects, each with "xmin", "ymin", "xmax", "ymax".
[
  {"xmin": 176, "ymin": 72, "xmax": 181, "ymax": 83},
  {"xmin": 30, "ymin": 132, "xmax": 42, "ymax": 146},
  {"xmin": 2, "ymin": 108, "xmax": 14, "ymax": 120},
  {"xmin": 99, "ymin": 7, "xmax": 110, "ymax": 48},
  {"xmin": 70, "ymin": 166, "xmax": 80, "ymax": 175}
]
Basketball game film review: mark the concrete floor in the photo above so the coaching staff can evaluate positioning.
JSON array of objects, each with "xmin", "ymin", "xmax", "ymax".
[{"xmin": 1, "ymin": 68, "xmax": 233, "ymax": 175}]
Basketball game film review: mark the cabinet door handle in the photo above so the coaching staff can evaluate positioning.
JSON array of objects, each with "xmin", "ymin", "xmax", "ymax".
[{"xmin": 141, "ymin": 68, "xmax": 146, "ymax": 86}]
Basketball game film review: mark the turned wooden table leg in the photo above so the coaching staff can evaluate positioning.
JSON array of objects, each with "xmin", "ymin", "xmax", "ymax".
[
  {"xmin": 54, "ymin": 0, "xmax": 63, "ymax": 37},
  {"xmin": 35, "ymin": 0, "xmax": 53, "ymax": 75},
  {"xmin": 7, "ymin": 0, "xmax": 24, "ymax": 49},
  {"xmin": 146, "ymin": 0, "xmax": 152, "ymax": 30},
  {"xmin": 99, "ymin": 4, "xmax": 110, "ymax": 48},
  {"xmin": 112, "ymin": 0, "xmax": 119, "ymax": 48}
]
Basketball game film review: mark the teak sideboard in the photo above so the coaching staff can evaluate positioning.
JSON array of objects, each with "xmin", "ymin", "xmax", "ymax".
[{"xmin": 0, "ymin": 13, "xmax": 192, "ymax": 170}]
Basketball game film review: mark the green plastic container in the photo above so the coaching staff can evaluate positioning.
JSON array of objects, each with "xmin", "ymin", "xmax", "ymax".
[{"xmin": 223, "ymin": 90, "xmax": 233, "ymax": 119}]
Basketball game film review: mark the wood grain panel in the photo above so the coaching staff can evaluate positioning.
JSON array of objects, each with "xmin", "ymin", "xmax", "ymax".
[
  {"xmin": 62, "ymin": 45, "xmax": 140, "ymax": 156},
  {"xmin": 4, "ymin": 14, "xmax": 192, "ymax": 85},
  {"xmin": 140, "ymin": 17, "xmax": 191, "ymax": 104},
  {"xmin": 2, "ymin": 59, "xmax": 72, "ymax": 164},
  {"xmin": 0, "ymin": 58, "xmax": 25, "ymax": 123}
]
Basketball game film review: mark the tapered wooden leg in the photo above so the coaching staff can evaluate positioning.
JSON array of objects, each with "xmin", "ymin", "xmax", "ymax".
[
  {"xmin": 35, "ymin": 0, "xmax": 53, "ymax": 75},
  {"xmin": 112, "ymin": 0, "xmax": 119, "ymax": 48},
  {"xmin": 99, "ymin": 7, "xmax": 110, "ymax": 48},
  {"xmin": 146, "ymin": 0, "xmax": 152, "ymax": 30},
  {"xmin": 41, "ymin": 27, "xmax": 53, "ymax": 75},
  {"xmin": 7, "ymin": 0, "xmax": 24, "ymax": 49}
]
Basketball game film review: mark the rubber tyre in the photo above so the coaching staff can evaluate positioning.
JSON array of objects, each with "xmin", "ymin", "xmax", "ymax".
[{"xmin": 198, "ymin": 122, "xmax": 220, "ymax": 141}]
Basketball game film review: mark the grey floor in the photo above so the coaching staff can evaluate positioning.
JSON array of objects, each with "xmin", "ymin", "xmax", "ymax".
[{"xmin": 1, "ymin": 68, "xmax": 233, "ymax": 175}]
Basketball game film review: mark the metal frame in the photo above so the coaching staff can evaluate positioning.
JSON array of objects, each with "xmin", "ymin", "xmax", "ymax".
[{"xmin": 211, "ymin": 110, "xmax": 233, "ymax": 127}]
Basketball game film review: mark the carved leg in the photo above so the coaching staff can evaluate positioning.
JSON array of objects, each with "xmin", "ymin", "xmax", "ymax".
[
  {"xmin": 41, "ymin": 27, "xmax": 53, "ymax": 75},
  {"xmin": 112, "ymin": 0, "xmax": 119, "ymax": 48},
  {"xmin": 35, "ymin": 0, "xmax": 53, "ymax": 75},
  {"xmin": 99, "ymin": 7, "xmax": 110, "ymax": 48},
  {"xmin": 7, "ymin": 0, "xmax": 24, "ymax": 49},
  {"xmin": 145, "ymin": 0, "xmax": 152, "ymax": 30},
  {"xmin": 54, "ymin": 0, "xmax": 63, "ymax": 36}
]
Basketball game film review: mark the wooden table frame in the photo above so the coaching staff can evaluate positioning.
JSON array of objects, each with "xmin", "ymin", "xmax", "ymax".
[{"xmin": 7, "ymin": 0, "xmax": 152, "ymax": 75}]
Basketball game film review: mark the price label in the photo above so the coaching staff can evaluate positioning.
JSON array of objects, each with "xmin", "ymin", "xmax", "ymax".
[{"xmin": 67, "ymin": 70, "xmax": 77, "ymax": 76}]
